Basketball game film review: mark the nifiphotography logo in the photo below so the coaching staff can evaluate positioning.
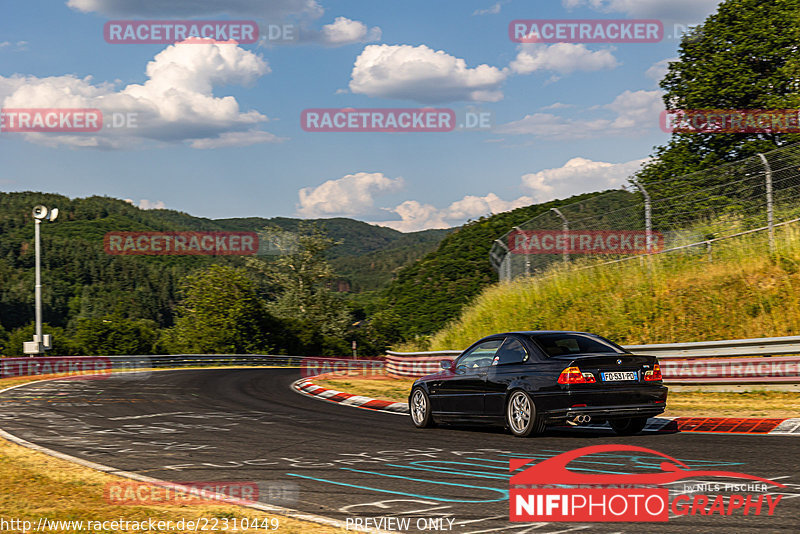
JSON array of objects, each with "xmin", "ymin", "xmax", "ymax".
[{"xmin": 510, "ymin": 445, "xmax": 784, "ymax": 523}]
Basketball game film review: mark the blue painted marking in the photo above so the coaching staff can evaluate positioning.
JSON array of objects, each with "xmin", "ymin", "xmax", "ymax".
[
  {"xmin": 340, "ymin": 467, "xmax": 509, "ymax": 502},
  {"xmin": 286, "ymin": 472, "xmax": 508, "ymax": 503},
  {"xmin": 488, "ymin": 454, "xmax": 628, "ymax": 467},
  {"xmin": 385, "ymin": 463, "xmax": 508, "ymax": 480}
]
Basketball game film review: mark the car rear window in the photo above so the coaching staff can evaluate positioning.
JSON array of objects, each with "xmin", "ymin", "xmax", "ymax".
[{"xmin": 530, "ymin": 333, "xmax": 624, "ymax": 356}]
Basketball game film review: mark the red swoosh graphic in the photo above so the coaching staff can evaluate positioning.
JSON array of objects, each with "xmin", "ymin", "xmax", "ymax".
[{"xmin": 509, "ymin": 444, "xmax": 785, "ymax": 488}]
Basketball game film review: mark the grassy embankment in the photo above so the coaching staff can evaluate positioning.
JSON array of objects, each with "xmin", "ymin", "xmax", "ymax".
[
  {"xmin": 0, "ymin": 373, "xmax": 344, "ymax": 534},
  {"xmin": 407, "ymin": 222, "xmax": 800, "ymax": 351},
  {"xmin": 319, "ymin": 223, "xmax": 800, "ymax": 418}
]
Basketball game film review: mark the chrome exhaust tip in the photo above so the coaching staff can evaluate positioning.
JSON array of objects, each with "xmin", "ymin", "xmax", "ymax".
[{"xmin": 569, "ymin": 414, "xmax": 593, "ymax": 425}]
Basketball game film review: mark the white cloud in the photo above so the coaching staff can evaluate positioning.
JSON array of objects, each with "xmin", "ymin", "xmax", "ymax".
[
  {"xmin": 125, "ymin": 198, "xmax": 166, "ymax": 210},
  {"xmin": 319, "ymin": 17, "xmax": 381, "ymax": 46},
  {"xmin": 297, "ymin": 172, "xmax": 404, "ymax": 217},
  {"xmin": 561, "ymin": 0, "xmax": 721, "ymax": 22},
  {"xmin": 379, "ymin": 200, "xmax": 448, "ymax": 232},
  {"xmin": 66, "ymin": 0, "xmax": 324, "ymax": 19},
  {"xmin": 0, "ymin": 41, "xmax": 31, "ymax": 52},
  {"xmin": 190, "ymin": 130, "xmax": 283, "ymax": 149},
  {"xmin": 446, "ymin": 193, "xmax": 534, "ymax": 220},
  {"xmin": 510, "ymin": 43, "xmax": 619, "ymax": 75},
  {"xmin": 347, "ymin": 40, "xmax": 618, "ymax": 104},
  {"xmin": 0, "ymin": 41, "xmax": 280, "ymax": 149},
  {"xmin": 497, "ymin": 89, "xmax": 664, "ymax": 139},
  {"xmin": 521, "ymin": 157, "xmax": 648, "ymax": 203},
  {"xmin": 646, "ymin": 57, "xmax": 677, "ymax": 82},
  {"xmin": 473, "ymin": 1, "xmax": 507, "ymax": 16},
  {"xmin": 379, "ymin": 193, "xmax": 534, "ymax": 232},
  {"xmin": 66, "ymin": 1, "xmax": 382, "ymax": 48},
  {"xmin": 541, "ymin": 102, "xmax": 574, "ymax": 110},
  {"xmin": 349, "ymin": 44, "xmax": 508, "ymax": 103}
]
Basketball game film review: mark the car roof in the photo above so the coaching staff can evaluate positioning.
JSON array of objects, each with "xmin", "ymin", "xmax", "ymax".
[{"xmin": 491, "ymin": 330, "xmax": 595, "ymax": 336}]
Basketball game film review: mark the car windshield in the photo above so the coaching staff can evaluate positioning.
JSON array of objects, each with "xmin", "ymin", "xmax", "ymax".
[{"xmin": 530, "ymin": 333, "xmax": 625, "ymax": 356}]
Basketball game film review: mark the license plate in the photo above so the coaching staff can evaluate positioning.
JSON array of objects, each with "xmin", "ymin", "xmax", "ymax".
[{"xmin": 601, "ymin": 371, "xmax": 637, "ymax": 382}]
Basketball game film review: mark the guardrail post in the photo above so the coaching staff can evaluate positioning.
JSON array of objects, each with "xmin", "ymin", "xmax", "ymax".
[
  {"xmin": 550, "ymin": 208, "xmax": 569, "ymax": 264},
  {"xmin": 758, "ymin": 153, "xmax": 775, "ymax": 254}
]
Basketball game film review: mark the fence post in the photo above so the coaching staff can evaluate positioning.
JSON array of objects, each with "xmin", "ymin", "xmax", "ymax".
[
  {"xmin": 634, "ymin": 181, "xmax": 653, "ymax": 252},
  {"xmin": 493, "ymin": 238, "xmax": 511, "ymax": 281},
  {"xmin": 513, "ymin": 226, "xmax": 530, "ymax": 276},
  {"xmin": 758, "ymin": 153, "xmax": 775, "ymax": 254},
  {"xmin": 550, "ymin": 208, "xmax": 569, "ymax": 264}
]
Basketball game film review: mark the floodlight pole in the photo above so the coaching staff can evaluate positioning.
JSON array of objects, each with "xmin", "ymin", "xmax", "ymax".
[
  {"xmin": 25, "ymin": 205, "xmax": 57, "ymax": 356},
  {"xmin": 34, "ymin": 218, "xmax": 43, "ymax": 349}
]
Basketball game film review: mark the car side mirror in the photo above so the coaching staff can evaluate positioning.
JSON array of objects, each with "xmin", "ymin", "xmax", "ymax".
[{"xmin": 440, "ymin": 360, "xmax": 453, "ymax": 370}]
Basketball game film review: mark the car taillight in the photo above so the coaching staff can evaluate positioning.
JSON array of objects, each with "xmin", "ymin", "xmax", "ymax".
[
  {"xmin": 557, "ymin": 366, "xmax": 596, "ymax": 384},
  {"xmin": 644, "ymin": 364, "xmax": 662, "ymax": 381}
]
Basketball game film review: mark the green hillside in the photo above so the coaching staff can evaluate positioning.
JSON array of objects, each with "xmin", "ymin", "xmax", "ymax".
[
  {"xmin": 0, "ymin": 192, "xmax": 448, "ymax": 334},
  {"xmin": 378, "ymin": 191, "xmax": 618, "ymax": 340}
]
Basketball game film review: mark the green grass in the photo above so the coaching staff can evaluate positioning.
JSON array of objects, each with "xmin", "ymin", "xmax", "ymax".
[{"xmin": 399, "ymin": 223, "xmax": 800, "ymax": 352}]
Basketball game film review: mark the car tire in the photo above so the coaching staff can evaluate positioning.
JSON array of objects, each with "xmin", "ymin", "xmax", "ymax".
[
  {"xmin": 609, "ymin": 417, "xmax": 648, "ymax": 435},
  {"xmin": 410, "ymin": 387, "xmax": 435, "ymax": 428},
  {"xmin": 506, "ymin": 390, "xmax": 545, "ymax": 437}
]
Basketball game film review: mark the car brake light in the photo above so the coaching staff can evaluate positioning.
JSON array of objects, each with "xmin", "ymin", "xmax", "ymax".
[
  {"xmin": 558, "ymin": 366, "xmax": 596, "ymax": 384},
  {"xmin": 644, "ymin": 364, "xmax": 662, "ymax": 381}
]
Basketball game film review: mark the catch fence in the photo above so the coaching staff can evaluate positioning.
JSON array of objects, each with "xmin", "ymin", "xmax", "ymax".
[{"xmin": 490, "ymin": 143, "xmax": 800, "ymax": 280}]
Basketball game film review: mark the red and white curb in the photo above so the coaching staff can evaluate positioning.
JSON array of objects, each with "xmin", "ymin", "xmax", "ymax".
[
  {"xmin": 292, "ymin": 378, "xmax": 409, "ymax": 415},
  {"xmin": 293, "ymin": 378, "xmax": 800, "ymax": 435},
  {"xmin": 640, "ymin": 416, "xmax": 800, "ymax": 435}
]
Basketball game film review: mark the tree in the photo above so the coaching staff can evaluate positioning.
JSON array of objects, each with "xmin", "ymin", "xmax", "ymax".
[
  {"xmin": 168, "ymin": 265, "xmax": 283, "ymax": 354},
  {"xmin": 4, "ymin": 323, "xmax": 75, "ymax": 356},
  {"xmin": 637, "ymin": 0, "xmax": 800, "ymax": 184},
  {"xmin": 71, "ymin": 315, "xmax": 161, "ymax": 355},
  {"xmin": 249, "ymin": 223, "xmax": 352, "ymax": 355},
  {"xmin": 0, "ymin": 323, "xmax": 8, "ymax": 355}
]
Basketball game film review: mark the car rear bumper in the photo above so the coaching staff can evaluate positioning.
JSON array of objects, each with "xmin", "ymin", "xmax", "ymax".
[
  {"xmin": 544, "ymin": 403, "xmax": 666, "ymax": 423},
  {"xmin": 539, "ymin": 384, "xmax": 668, "ymax": 423}
]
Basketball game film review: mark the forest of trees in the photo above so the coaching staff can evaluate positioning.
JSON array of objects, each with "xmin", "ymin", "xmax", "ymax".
[{"xmin": 0, "ymin": 193, "xmax": 445, "ymax": 356}]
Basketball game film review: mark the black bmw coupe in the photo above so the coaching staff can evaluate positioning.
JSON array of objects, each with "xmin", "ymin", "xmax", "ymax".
[{"xmin": 409, "ymin": 331, "xmax": 667, "ymax": 437}]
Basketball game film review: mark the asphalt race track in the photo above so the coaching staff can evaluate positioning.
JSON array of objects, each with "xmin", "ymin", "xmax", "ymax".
[{"xmin": 0, "ymin": 368, "xmax": 797, "ymax": 533}]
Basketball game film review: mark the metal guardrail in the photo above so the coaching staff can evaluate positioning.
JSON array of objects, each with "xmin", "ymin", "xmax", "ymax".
[
  {"xmin": 389, "ymin": 335, "xmax": 800, "ymax": 360},
  {"xmin": 104, "ymin": 354, "xmax": 305, "ymax": 368},
  {"xmin": 622, "ymin": 336, "xmax": 800, "ymax": 358},
  {"xmin": 386, "ymin": 336, "xmax": 800, "ymax": 384},
  {"xmin": 0, "ymin": 354, "xmax": 306, "ymax": 379}
]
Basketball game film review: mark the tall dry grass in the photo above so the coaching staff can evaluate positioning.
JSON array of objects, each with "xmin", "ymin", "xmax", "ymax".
[{"xmin": 402, "ymin": 224, "xmax": 800, "ymax": 351}]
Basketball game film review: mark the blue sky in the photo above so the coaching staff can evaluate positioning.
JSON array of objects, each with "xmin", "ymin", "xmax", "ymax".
[{"xmin": 0, "ymin": 0, "xmax": 724, "ymax": 231}]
